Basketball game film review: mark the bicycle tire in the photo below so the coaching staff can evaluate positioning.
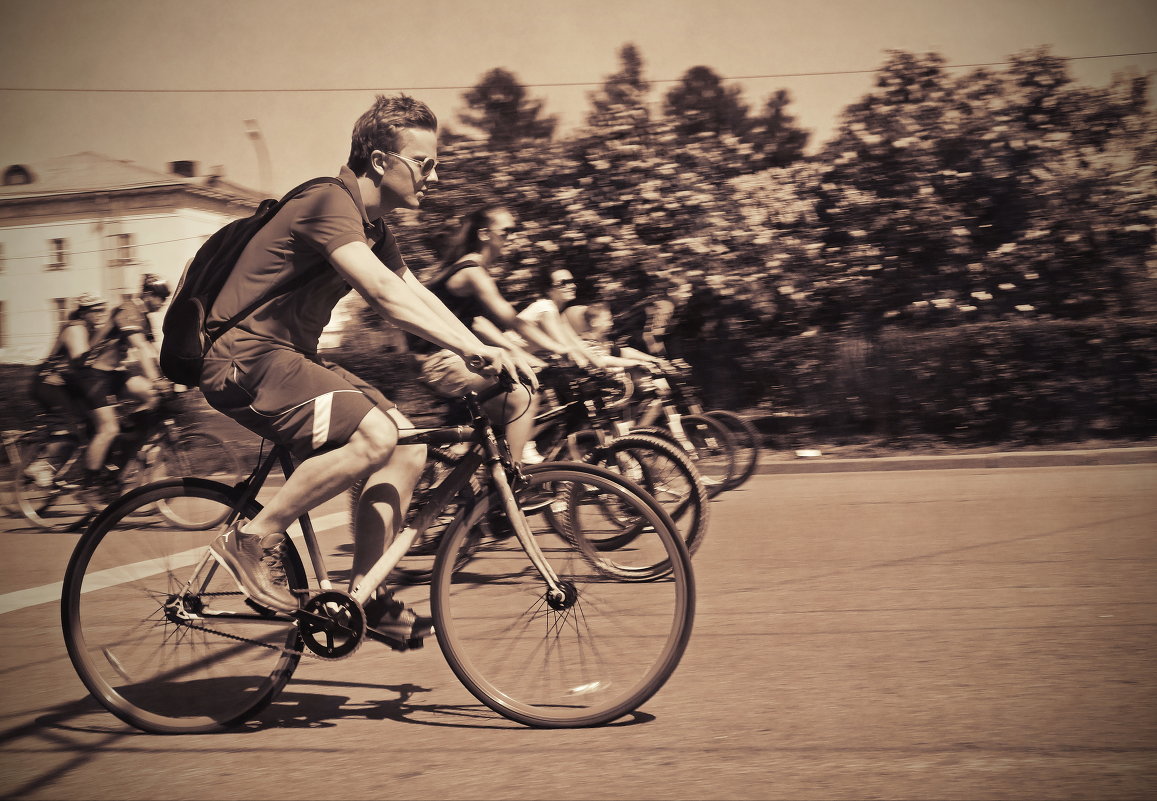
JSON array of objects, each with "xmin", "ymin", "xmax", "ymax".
[
  {"xmin": 1, "ymin": 432, "xmax": 21, "ymax": 516},
  {"xmin": 147, "ymin": 431, "xmax": 245, "ymax": 529},
  {"xmin": 62, "ymin": 478, "xmax": 306, "ymax": 734},
  {"xmin": 431, "ymin": 462, "xmax": 695, "ymax": 728},
  {"xmin": 13, "ymin": 430, "xmax": 92, "ymax": 531},
  {"xmin": 704, "ymin": 410, "xmax": 761, "ymax": 491},
  {"xmin": 585, "ymin": 433, "xmax": 710, "ymax": 557},
  {"xmin": 628, "ymin": 415, "xmax": 735, "ymax": 498}
]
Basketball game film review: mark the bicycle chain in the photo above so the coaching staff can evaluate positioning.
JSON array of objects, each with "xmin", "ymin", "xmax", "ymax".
[{"xmin": 167, "ymin": 592, "xmax": 322, "ymax": 661}]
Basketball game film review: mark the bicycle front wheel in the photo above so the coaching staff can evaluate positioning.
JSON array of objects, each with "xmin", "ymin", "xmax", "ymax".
[
  {"xmin": 587, "ymin": 433, "xmax": 710, "ymax": 557},
  {"xmin": 62, "ymin": 479, "xmax": 306, "ymax": 734},
  {"xmin": 676, "ymin": 413, "xmax": 736, "ymax": 498},
  {"xmin": 13, "ymin": 430, "xmax": 91, "ymax": 531},
  {"xmin": 432, "ymin": 463, "xmax": 695, "ymax": 728},
  {"xmin": 705, "ymin": 410, "xmax": 761, "ymax": 491},
  {"xmin": 147, "ymin": 432, "xmax": 245, "ymax": 529}
]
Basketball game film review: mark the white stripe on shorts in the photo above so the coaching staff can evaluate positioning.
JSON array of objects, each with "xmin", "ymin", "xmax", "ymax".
[{"xmin": 313, "ymin": 392, "xmax": 334, "ymax": 451}]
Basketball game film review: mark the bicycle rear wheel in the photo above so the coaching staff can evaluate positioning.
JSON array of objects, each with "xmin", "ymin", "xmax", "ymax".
[
  {"xmin": 432, "ymin": 463, "xmax": 695, "ymax": 728},
  {"xmin": 704, "ymin": 410, "xmax": 761, "ymax": 491},
  {"xmin": 62, "ymin": 478, "xmax": 306, "ymax": 734},
  {"xmin": 146, "ymin": 431, "xmax": 245, "ymax": 529}
]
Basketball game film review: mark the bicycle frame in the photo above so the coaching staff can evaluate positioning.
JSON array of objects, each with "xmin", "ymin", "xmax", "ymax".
[
  {"xmin": 531, "ymin": 368, "xmax": 634, "ymax": 459},
  {"xmin": 179, "ymin": 383, "xmax": 572, "ymax": 621}
]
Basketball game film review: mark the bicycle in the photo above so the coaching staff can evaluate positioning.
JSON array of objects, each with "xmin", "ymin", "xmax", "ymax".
[
  {"xmin": 62, "ymin": 377, "xmax": 695, "ymax": 732},
  {"xmin": 530, "ymin": 363, "xmax": 710, "ymax": 557},
  {"xmin": 616, "ymin": 367, "xmax": 738, "ymax": 497},
  {"xmin": 656, "ymin": 359, "xmax": 762, "ymax": 492},
  {"xmin": 6, "ymin": 391, "xmax": 243, "ymax": 532},
  {"xmin": 368, "ymin": 362, "xmax": 711, "ymax": 584}
]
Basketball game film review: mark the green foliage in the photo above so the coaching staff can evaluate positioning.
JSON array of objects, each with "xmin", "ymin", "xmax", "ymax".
[
  {"xmin": 735, "ymin": 319, "xmax": 1157, "ymax": 444},
  {"xmin": 362, "ymin": 44, "xmax": 1156, "ymax": 445},
  {"xmin": 458, "ymin": 67, "xmax": 558, "ymax": 147}
]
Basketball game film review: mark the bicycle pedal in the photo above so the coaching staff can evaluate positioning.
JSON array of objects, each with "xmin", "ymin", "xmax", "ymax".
[{"xmin": 364, "ymin": 628, "xmax": 429, "ymax": 652}]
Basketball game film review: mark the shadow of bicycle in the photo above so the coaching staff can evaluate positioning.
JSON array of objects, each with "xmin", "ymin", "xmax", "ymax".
[{"xmin": 254, "ymin": 676, "xmax": 656, "ymax": 731}]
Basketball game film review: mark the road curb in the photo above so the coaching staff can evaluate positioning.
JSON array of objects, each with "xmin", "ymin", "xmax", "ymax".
[{"xmin": 755, "ymin": 446, "xmax": 1157, "ymax": 474}]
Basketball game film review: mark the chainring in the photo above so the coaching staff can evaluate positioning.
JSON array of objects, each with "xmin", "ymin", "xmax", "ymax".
[{"xmin": 296, "ymin": 590, "xmax": 366, "ymax": 660}]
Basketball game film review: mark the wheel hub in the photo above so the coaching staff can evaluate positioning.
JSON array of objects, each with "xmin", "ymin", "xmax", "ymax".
[{"xmin": 545, "ymin": 580, "xmax": 578, "ymax": 610}]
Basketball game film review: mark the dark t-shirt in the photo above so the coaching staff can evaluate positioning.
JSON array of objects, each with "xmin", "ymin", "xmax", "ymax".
[
  {"xmin": 409, "ymin": 256, "xmax": 494, "ymax": 355},
  {"xmin": 86, "ymin": 301, "xmax": 154, "ymax": 371},
  {"xmin": 209, "ymin": 166, "xmax": 407, "ymax": 357}
]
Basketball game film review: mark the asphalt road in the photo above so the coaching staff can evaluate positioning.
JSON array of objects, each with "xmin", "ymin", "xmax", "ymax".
[{"xmin": 0, "ymin": 463, "xmax": 1154, "ymax": 800}]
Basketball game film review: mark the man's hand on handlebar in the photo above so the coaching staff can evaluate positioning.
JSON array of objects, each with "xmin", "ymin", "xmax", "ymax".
[
  {"xmin": 463, "ymin": 346, "xmax": 538, "ymax": 393},
  {"xmin": 508, "ymin": 350, "xmax": 540, "ymax": 392}
]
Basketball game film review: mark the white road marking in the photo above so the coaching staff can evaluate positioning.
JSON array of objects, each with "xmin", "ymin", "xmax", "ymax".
[{"xmin": 0, "ymin": 511, "xmax": 349, "ymax": 615}]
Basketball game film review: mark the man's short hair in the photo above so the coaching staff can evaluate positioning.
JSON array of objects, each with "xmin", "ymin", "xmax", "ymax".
[{"xmin": 347, "ymin": 94, "xmax": 438, "ymax": 176}]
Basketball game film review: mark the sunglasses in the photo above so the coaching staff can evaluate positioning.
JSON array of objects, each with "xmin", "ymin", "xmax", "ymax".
[
  {"xmin": 553, "ymin": 278, "xmax": 576, "ymax": 287},
  {"xmin": 385, "ymin": 151, "xmax": 439, "ymax": 177}
]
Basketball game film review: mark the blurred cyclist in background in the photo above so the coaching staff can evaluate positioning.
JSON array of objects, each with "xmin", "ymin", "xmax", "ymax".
[
  {"xmin": 75, "ymin": 273, "xmax": 171, "ymax": 502},
  {"xmin": 411, "ymin": 202, "xmax": 555, "ymax": 464},
  {"xmin": 24, "ymin": 293, "xmax": 108, "ymax": 488}
]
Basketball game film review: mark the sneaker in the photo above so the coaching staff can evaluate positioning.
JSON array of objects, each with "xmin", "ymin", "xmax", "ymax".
[
  {"xmin": 521, "ymin": 442, "xmax": 546, "ymax": 465},
  {"xmin": 23, "ymin": 459, "xmax": 56, "ymax": 489},
  {"xmin": 209, "ymin": 520, "xmax": 298, "ymax": 613},
  {"xmin": 364, "ymin": 591, "xmax": 434, "ymax": 647},
  {"xmin": 77, "ymin": 471, "xmax": 119, "ymax": 509}
]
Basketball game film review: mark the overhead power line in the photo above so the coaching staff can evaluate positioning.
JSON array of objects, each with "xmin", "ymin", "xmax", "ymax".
[{"xmin": 1, "ymin": 51, "xmax": 1154, "ymax": 94}]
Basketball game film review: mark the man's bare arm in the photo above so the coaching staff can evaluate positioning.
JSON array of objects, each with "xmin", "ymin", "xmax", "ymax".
[{"xmin": 329, "ymin": 241, "xmax": 499, "ymax": 369}]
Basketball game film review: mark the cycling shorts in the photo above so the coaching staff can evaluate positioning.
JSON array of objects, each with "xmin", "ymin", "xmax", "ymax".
[
  {"xmin": 30, "ymin": 378, "xmax": 89, "ymax": 437},
  {"xmin": 200, "ymin": 347, "xmax": 394, "ymax": 460},
  {"xmin": 416, "ymin": 349, "xmax": 494, "ymax": 399},
  {"xmin": 74, "ymin": 368, "xmax": 132, "ymax": 410}
]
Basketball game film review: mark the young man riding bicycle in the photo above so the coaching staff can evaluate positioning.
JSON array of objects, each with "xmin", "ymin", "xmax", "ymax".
[{"xmin": 199, "ymin": 94, "xmax": 531, "ymax": 644}]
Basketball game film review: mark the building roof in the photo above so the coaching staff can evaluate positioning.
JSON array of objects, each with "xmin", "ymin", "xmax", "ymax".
[{"xmin": 0, "ymin": 151, "xmax": 264, "ymax": 204}]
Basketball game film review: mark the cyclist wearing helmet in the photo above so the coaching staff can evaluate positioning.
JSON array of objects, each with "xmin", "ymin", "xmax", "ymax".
[
  {"xmin": 76, "ymin": 273, "xmax": 172, "ymax": 501},
  {"xmin": 24, "ymin": 293, "xmax": 109, "ymax": 488}
]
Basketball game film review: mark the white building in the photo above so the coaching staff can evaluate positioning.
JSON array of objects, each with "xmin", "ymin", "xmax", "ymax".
[{"xmin": 0, "ymin": 152, "xmax": 263, "ymax": 364}]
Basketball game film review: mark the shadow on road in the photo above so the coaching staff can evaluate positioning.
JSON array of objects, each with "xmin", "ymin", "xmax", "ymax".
[
  {"xmin": 254, "ymin": 676, "xmax": 655, "ymax": 731},
  {"xmin": 0, "ymin": 678, "xmax": 655, "ymax": 797}
]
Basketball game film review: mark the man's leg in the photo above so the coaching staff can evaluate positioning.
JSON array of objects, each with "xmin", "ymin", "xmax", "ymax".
[
  {"xmin": 241, "ymin": 406, "xmax": 402, "ymax": 539},
  {"xmin": 350, "ymin": 408, "xmax": 426, "ymax": 595},
  {"xmin": 482, "ymin": 382, "xmax": 537, "ymax": 459},
  {"xmin": 85, "ymin": 405, "xmax": 119, "ymax": 472},
  {"xmin": 209, "ymin": 405, "xmax": 401, "ymax": 614}
]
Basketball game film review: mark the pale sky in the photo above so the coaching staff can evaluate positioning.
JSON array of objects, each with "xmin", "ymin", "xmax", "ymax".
[{"xmin": 2, "ymin": 0, "xmax": 1155, "ymax": 194}]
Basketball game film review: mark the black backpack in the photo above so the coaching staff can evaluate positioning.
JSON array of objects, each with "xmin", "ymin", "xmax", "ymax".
[{"xmin": 160, "ymin": 177, "xmax": 350, "ymax": 387}]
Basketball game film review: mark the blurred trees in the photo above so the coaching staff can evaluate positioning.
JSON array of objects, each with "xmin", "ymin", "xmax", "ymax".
[
  {"xmin": 806, "ymin": 48, "xmax": 1156, "ymax": 332},
  {"xmin": 662, "ymin": 65, "xmax": 750, "ymax": 138},
  {"xmin": 397, "ymin": 44, "xmax": 1154, "ymax": 335},
  {"xmin": 371, "ymin": 43, "xmax": 1155, "ymax": 425},
  {"xmin": 458, "ymin": 67, "xmax": 558, "ymax": 147}
]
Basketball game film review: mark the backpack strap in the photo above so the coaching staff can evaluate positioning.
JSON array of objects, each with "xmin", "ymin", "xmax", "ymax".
[{"xmin": 206, "ymin": 176, "xmax": 354, "ymax": 345}]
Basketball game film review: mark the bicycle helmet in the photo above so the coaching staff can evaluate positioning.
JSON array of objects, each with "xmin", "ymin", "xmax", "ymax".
[
  {"xmin": 75, "ymin": 292, "xmax": 107, "ymax": 311},
  {"xmin": 140, "ymin": 273, "xmax": 171, "ymax": 301}
]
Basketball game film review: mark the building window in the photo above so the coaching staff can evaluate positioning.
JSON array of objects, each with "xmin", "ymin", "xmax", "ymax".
[
  {"xmin": 53, "ymin": 298, "xmax": 69, "ymax": 327},
  {"xmin": 113, "ymin": 232, "xmax": 134, "ymax": 266},
  {"xmin": 48, "ymin": 238, "xmax": 68, "ymax": 270}
]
